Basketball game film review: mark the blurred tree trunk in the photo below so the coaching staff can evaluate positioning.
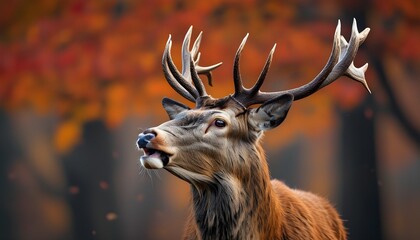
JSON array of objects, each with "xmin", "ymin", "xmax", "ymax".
[
  {"xmin": 338, "ymin": 96, "xmax": 383, "ymax": 240},
  {"xmin": 62, "ymin": 120, "xmax": 120, "ymax": 240},
  {"xmin": 335, "ymin": 3, "xmax": 383, "ymax": 239},
  {"xmin": 0, "ymin": 110, "xmax": 18, "ymax": 240}
]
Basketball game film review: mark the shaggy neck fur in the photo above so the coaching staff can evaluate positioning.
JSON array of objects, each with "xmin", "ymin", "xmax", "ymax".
[{"xmin": 190, "ymin": 144, "xmax": 283, "ymax": 240}]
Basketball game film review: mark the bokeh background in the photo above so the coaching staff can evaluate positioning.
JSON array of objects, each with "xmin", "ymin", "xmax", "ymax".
[{"xmin": 0, "ymin": 0, "xmax": 419, "ymax": 240}]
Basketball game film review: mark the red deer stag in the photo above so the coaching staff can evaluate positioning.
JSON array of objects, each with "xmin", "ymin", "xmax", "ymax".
[{"xmin": 137, "ymin": 19, "xmax": 370, "ymax": 240}]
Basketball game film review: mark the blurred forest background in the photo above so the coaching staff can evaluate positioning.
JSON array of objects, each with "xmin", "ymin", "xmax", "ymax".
[{"xmin": 0, "ymin": 0, "xmax": 419, "ymax": 240}]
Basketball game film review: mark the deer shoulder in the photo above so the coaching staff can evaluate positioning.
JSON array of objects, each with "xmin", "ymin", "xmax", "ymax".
[{"xmin": 271, "ymin": 180, "xmax": 347, "ymax": 239}]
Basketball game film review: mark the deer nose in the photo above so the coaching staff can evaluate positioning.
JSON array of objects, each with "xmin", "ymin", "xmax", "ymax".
[{"xmin": 137, "ymin": 130, "xmax": 156, "ymax": 148}]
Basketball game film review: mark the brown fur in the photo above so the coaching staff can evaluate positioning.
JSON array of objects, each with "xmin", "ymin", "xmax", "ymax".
[{"xmin": 180, "ymin": 141, "xmax": 347, "ymax": 240}]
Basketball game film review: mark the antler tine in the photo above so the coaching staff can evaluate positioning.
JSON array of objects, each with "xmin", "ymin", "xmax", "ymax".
[
  {"xmin": 195, "ymin": 62, "xmax": 223, "ymax": 87},
  {"xmin": 191, "ymin": 30, "xmax": 202, "ymax": 61},
  {"xmin": 190, "ymin": 56, "xmax": 208, "ymax": 97},
  {"xmin": 191, "ymin": 30, "xmax": 223, "ymax": 87},
  {"xmin": 345, "ymin": 62, "xmax": 370, "ymax": 93},
  {"xmin": 162, "ymin": 36, "xmax": 197, "ymax": 102},
  {"xmin": 248, "ymin": 44, "xmax": 277, "ymax": 97},
  {"xmin": 181, "ymin": 26, "xmax": 194, "ymax": 79},
  {"xmin": 233, "ymin": 34, "xmax": 249, "ymax": 95}
]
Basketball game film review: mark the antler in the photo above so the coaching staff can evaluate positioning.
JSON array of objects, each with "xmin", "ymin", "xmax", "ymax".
[
  {"xmin": 232, "ymin": 19, "xmax": 371, "ymax": 107},
  {"xmin": 162, "ymin": 26, "xmax": 223, "ymax": 103}
]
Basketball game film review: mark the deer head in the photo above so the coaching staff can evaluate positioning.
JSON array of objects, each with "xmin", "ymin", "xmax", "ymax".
[{"xmin": 137, "ymin": 19, "xmax": 370, "ymax": 188}]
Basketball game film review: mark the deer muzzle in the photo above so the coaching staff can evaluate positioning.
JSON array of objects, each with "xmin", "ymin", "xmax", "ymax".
[{"xmin": 137, "ymin": 131, "xmax": 170, "ymax": 169}]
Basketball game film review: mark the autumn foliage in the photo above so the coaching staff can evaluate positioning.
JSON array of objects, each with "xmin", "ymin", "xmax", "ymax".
[{"xmin": 1, "ymin": 0, "xmax": 398, "ymax": 152}]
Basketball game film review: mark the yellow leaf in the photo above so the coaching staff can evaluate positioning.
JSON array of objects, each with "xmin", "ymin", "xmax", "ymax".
[{"xmin": 54, "ymin": 120, "xmax": 82, "ymax": 154}]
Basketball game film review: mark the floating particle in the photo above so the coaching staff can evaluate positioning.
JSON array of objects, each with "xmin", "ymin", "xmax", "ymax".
[
  {"xmin": 106, "ymin": 212, "xmax": 118, "ymax": 221},
  {"xmin": 69, "ymin": 186, "xmax": 80, "ymax": 195},
  {"xmin": 99, "ymin": 181, "xmax": 109, "ymax": 190}
]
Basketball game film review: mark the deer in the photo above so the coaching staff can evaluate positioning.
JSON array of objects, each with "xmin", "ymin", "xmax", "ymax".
[{"xmin": 137, "ymin": 19, "xmax": 370, "ymax": 240}]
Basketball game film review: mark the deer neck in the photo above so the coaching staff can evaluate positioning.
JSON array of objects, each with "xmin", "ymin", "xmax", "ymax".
[{"xmin": 190, "ymin": 144, "xmax": 283, "ymax": 239}]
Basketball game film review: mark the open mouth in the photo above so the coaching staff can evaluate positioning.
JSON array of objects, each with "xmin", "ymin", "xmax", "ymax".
[{"xmin": 140, "ymin": 147, "xmax": 170, "ymax": 169}]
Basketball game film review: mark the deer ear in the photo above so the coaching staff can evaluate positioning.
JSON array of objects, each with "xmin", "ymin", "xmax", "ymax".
[
  {"xmin": 162, "ymin": 97, "xmax": 190, "ymax": 119},
  {"xmin": 248, "ymin": 94, "xmax": 294, "ymax": 131}
]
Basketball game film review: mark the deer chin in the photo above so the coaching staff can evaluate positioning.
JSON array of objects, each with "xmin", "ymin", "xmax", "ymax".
[{"xmin": 140, "ymin": 148, "xmax": 170, "ymax": 169}]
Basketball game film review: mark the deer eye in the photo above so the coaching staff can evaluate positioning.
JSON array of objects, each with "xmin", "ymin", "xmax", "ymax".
[{"xmin": 213, "ymin": 119, "xmax": 226, "ymax": 128}]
